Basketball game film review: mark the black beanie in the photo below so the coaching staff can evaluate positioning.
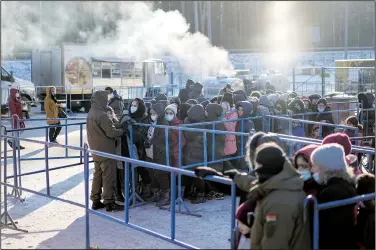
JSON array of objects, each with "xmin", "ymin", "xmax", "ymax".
[
  {"xmin": 222, "ymin": 92, "xmax": 234, "ymax": 106},
  {"xmin": 308, "ymin": 94, "xmax": 321, "ymax": 102},
  {"xmin": 170, "ymin": 97, "xmax": 181, "ymax": 108},
  {"xmin": 155, "ymin": 93, "xmax": 168, "ymax": 102},
  {"xmin": 254, "ymin": 143, "xmax": 285, "ymax": 183},
  {"xmin": 210, "ymin": 96, "xmax": 218, "ymax": 103}
]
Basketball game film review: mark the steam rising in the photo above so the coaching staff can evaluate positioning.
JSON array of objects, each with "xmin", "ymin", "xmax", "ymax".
[{"xmin": 1, "ymin": 1, "xmax": 233, "ymax": 78}]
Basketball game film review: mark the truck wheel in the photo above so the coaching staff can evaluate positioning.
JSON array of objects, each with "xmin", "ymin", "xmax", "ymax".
[
  {"xmin": 83, "ymin": 102, "xmax": 91, "ymax": 113},
  {"xmin": 21, "ymin": 96, "xmax": 32, "ymax": 113}
]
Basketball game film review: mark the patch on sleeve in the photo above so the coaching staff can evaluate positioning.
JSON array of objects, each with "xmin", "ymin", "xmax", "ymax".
[{"xmin": 266, "ymin": 215, "xmax": 277, "ymax": 222}]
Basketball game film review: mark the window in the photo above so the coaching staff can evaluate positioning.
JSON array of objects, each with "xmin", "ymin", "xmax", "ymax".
[
  {"xmin": 154, "ymin": 62, "xmax": 165, "ymax": 75},
  {"xmin": 92, "ymin": 62, "xmax": 101, "ymax": 78},
  {"xmin": 101, "ymin": 63, "xmax": 111, "ymax": 79},
  {"xmin": 111, "ymin": 63, "xmax": 121, "ymax": 78},
  {"xmin": 121, "ymin": 62, "xmax": 135, "ymax": 79}
]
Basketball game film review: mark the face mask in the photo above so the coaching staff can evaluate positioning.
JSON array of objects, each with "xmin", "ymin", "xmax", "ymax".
[
  {"xmin": 130, "ymin": 107, "xmax": 137, "ymax": 114},
  {"xmin": 151, "ymin": 115, "xmax": 158, "ymax": 121},
  {"xmin": 299, "ymin": 169, "xmax": 312, "ymax": 181},
  {"xmin": 165, "ymin": 114, "xmax": 174, "ymax": 122},
  {"xmin": 312, "ymin": 172, "xmax": 322, "ymax": 184},
  {"xmin": 15, "ymin": 93, "xmax": 20, "ymax": 98},
  {"xmin": 317, "ymin": 107, "xmax": 325, "ymax": 113}
]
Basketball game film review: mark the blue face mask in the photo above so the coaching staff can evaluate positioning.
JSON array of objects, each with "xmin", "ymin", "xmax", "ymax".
[
  {"xmin": 165, "ymin": 114, "xmax": 174, "ymax": 122},
  {"xmin": 130, "ymin": 107, "xmax": 137, "ymax": 114},
  {"xmin": 312, "ymin": 172, "xmax": 322, "ymax": 184},
  {"xmin": 299, "ymin": 169, "xmax": 312, "ymax": 181}
]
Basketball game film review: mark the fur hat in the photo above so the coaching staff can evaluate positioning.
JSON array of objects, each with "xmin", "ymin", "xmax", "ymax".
[
  {"xmin": 222, "ymin": 92, "xmax": 235, "ymax": 106},
  {"xmin": 311, "ymin": 143, "xmax": 348, "ymax": 171}
]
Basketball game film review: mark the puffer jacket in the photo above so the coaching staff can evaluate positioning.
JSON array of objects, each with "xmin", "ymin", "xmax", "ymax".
[
  {"xmin": 205, "ymin": 103, "xmax": 226, "ymax": 172},
  {"xmin": 44, "ymin": 87, "xmax": 59, "ymax": 125},
  {"xmin": 316, "ymin": 177, "xmax": 358, "ymax": 249},
  {"xmin": 108, "ymin": 94, "xmax": 124, "ymax": 119},
  {"xmin": 183, "ymin": 105, "xmax": 206, "ymax": 168},
  {"xmin": 249, "ymin": 160, "xmax": 311, "ymax": 249},
  {"xmin": 222, "ymin": 109, "xmax": 238, "ymax": 156},
  {"xmin": 8, "ymin": 88, "xmax": 25, "ymax": 129},
  {"xmin": 170, "ymin": 117, "xmax": 186, "ymax": 168},
  {"xmin": 87, "ymin": 91, "xmax": 124, "ymax": 161}
]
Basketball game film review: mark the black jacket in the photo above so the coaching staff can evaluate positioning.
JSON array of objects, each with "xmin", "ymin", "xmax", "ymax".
[
  {"xmin": 317, "ymin": 177, "xmax": 358, "ymax": 249},
  {"xmin": 183, "ymin": 105, "xmax": 206, "ymax": 168},
  {"xmin": 316, "ymin": 107, "xmax": 335, "ymax": 138},
  {"xmin": 356, "ymin": 201, "xmax": 375, "ymax": 249}
]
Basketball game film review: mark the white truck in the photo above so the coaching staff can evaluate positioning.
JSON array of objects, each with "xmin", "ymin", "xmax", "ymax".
[{"xmin": 32, "ymin": 44, "xmax": 171, "ymax": 112}]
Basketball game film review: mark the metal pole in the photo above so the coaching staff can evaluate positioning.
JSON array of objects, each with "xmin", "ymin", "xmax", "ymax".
[
  {"xmin": 80, "ymin": 124, "xmax": 83, "ymax": 164},
  {"xmin": 344, "ymin": 2, "xmax": 349, "ymax": 59},
  {"xmin": 194, "ymin": 1, "xmax": 199, "ymax": 32},
  {"xmin": 84, "ymin": 143, "xmax": 90, "ymax": 249},
  {"xmin": 45, "ymin": 128, "xmax": 50, "ymax": 196},
  {"xmin": 207, "ymin": 2, "xmax": 212, "ymax": 41},
  {"xmin": 4, "ymin": 138, "xmax": 8, "ymax": 225},
  {"xmin": 65, "ymin": 119, "xmax": 68, "ymax": 157},
  {"xmin": 292, "ymin": 67, "xmax": 296, "ymax": 92}
]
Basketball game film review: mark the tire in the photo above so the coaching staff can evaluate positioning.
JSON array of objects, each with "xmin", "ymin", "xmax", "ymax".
[{"xmin": 21, "ymin": 96, "xmax": 32, "ymax": 113}]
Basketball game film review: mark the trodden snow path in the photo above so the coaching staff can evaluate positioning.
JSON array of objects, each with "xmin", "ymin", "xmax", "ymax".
[{"xmin": 1, "ymin": 113, "xmax": 235, "ymax": 249}]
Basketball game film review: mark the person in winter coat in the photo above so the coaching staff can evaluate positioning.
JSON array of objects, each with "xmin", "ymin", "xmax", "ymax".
[
  {"xmin": 108, "ymin": 89, "xmax": 124, "ymax": 119},
  {"xmin": 311, "ymin": 125, "xmax": 320, "ymax": 139},
  {"xmin": 178, "ymin": 103, "xmax": 191, "ymax": 121},
  {"xmin": 183, "ymin": 104, "xmax": 207, "ymax": 204},
  {"xmin": 310, "ymin": 143, "xmax": 358, "ymax": 249},
  {"xmin": 7, "ymin": 88, "xmax": 26, "ymax": 149},
  {"xmin": 155, "ymin": 92, "xmax": 168, "ymax": 103},
  {"xmin": 169, "ymin": 96, "xmax": 181, "ymax": 118},
  {"xmin": 178, "ymin": 79, "xmax": 194, "ymax": 103},
  {"xmin": 273, "ymin": 99, "xmax": 289, "ymax": 134},
  {"xmin": 210, "ymin": 96, "xmax": 219, "ymax": 104},
  {"xmin": 219, "ymin": 83, "xmax": 234, "ymax": 96},
  {"xmin": 257, "ymin": 95, "xmax": 272, "ymax": 132},
  {"xmin": 315, "ymin": 98, "xmax": 335, "ymax": 138},
  {"xmin": 234, "ymin": 101, "xmax": 255, "ymax": 171},
  {"xmin": 205, "ymin": 103, "xmax": 226, "ymax": 173},
  {"xmin": 220, "ymin": 93, "xmax": 238, "ymax": 168},
  {"xmin": 288, "ymin": 99, "xmax": 305, "ymax": 149},
  {"xmin": 357, "ymin": 92, "xmax": 375, "ymax": 135},
  {"xmin": 200, "ymin": 100, "xmax": 210, "ymax": 109},
  {"xmin": 44, "ymin": 87, "xmax": 62, "ymax": 143},
  {"xmin": 234, "ymin": 89, "xmax": 247, "ymax": 100},
  {"xmin": 345, "ymin": 116, "xmax": 363, "ymax": 145},
  {"xmin": 87, "ymin": 90, "xmax": 125, "ymax": 212},
  {"xmin": 144, "ymin": 103, "xmax": 172, "ymax": 207},
  {"xmin": 120, "ymin": 98, "xmax": 151, "ymax": 201},
  {"xmin": 250, "ymin": 91, "xmax": 261, "ymax": 100},
  {"xmin": 355, "ymin": 173, "xmax": 375, "ymax": 250},
  {"xmin": 188, "ymin": 82, "xmax": 204, "ymax": 100},
  {"xmin": 186, "ymin": 99, "xmax": 198, "ymax": 105},
  {"xmin": 249, "ymin": 142, "xmax": 311, "ymax": 249},
  {"xmin": 308, "ymin": 94, "xmax": 321, "ymax": 107},
  {"xmin": 157, "ymin": 100, "xmax": 169, "ymax": 110}
]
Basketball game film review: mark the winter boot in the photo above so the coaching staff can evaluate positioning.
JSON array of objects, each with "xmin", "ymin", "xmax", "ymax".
[
  {"xmin": 115, "ymin": 189, "xmax": 125, "ymax": 203},
  {"xmin": 141, "ymin": 184, "xmax": 152, "ymax": 200},
  {"xmin": 145, "ymin": 188, "xmax": 160, "ymax": 203},
  {"xmin": 105, "ymin": 202, "xmax": 125, "ymax": 212},
  {"xmin": 190, "ymin": 193, "xmax": 206, "ymax": 204},
  {"xmin": 91, "ymin": 201, "xmax": 105, "ymax": 210},
  {"xmin": 156, "ymin": 189, "xmax": 170, "ymax": 207}
]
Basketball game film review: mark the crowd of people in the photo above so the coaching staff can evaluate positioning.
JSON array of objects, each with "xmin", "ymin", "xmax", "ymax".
[{"xmin": 82, "ymin": 81, "xmax": 375, "ymax": 248}]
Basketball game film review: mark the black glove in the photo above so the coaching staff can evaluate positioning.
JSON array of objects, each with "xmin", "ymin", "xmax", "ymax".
[
  {"xmin": 144, "ymin": 140, "xmax": 151, "ymax": 149},
  {"xmin": 224, "ymin": 169, "xmax": 241, "ymax": 180},
  {"xmin": 194, "ymin": 167, "xmax": 223, "ymax": 178}
]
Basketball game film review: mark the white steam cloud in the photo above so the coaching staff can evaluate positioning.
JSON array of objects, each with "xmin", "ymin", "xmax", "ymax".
[{"xmin": 1, "ymin": 1, "xmax": 233, "ymax": 78}]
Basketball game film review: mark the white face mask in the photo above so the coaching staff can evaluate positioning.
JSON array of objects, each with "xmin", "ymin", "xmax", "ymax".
[
  {"xmin": 151, "ymin": 115, "xmax": 158, "ymax": 121},
  {"xmin": 299, "ymin": 169, "xmax": 312, "ymax": 181},
  {"xmin": 130, "ymin": 106, "xmax": 138, "ymax": 114},
  {"xmin": 312, "ymin": 172, "xmax": 322, "ymax": 184},
  {"xmin": 317, "ymin": 107, "xmax": 325, "ymax": 113},
  {"xmin": 15, "ymin": 93, "xmax": 20, "ymax": 98},
  {"xmin": 165, "ymin": 114, "xmax": 174, "ymax": 122}
]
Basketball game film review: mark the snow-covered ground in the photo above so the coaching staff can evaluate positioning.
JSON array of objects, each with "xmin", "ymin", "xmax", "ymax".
[{"xmin": 1, "ymin": 109, "xmax": 235, "ymax": 249}]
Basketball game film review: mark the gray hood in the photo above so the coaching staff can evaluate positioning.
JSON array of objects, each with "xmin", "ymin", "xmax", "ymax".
[{"xmin": 91, "ymin": 90, "xmax": 109, "ymax": 111}]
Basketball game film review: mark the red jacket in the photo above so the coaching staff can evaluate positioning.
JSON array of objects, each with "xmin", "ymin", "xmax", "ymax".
[
  {"xmin": 170, "ymin": 118, "xmax": 186, "ymax": 168},
  {"xmin": 8, "ymin": 88, "xmax": 25, "ymax": 129}
]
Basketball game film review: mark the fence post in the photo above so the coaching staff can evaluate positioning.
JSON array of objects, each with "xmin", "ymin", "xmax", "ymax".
[
  {"xmin": 292, "ymin": 67, "xmax": 296, "ymax": 92},
  {"xmin": 45, "ymin": 127, "xmax": 50, "ymax": 196},
  {"xmin": 3, "ymin": 137, "xmax": 8, "ymax": 225},
  {"xmin": 212, "ymin": 124, "xmax": 215, "ymax": 161},
  {"xmin": 16, "ymin": 119, "xmax": 22, "ymax": 196},
  {"xmin": 83, "ymin": 143, "xmax": 91, "ymax": 249},
  {"xmin": 203, "ymin": 132, "xmax": 207, "ymax": 166},
  {"xmin": 65, "ymin": 118, "xmax": 68, "ymax": 157},
  {"xmin": 321, "ymin": 67, "xmax": 325, "ymax": 97},
  {"xmin": 178, "ymin": 129, "xmax": 182, "ymax": 212},
  {"xmin": 230, "ymin": 182, "xmax": 236, "ymax": 249},
  {"xmin": 288, "ymin": 119, "xmax": 293, "ymax": 158},
  {"xmin": 80, "ymin": 123, "xmax": 83, "ymax": 164},
  {"xmin": 240, "ymin": 119, "xmax": 244, "ymax": 155},
  {"xmin": 125, "ymin": 162, "xmax": 130, "ymax": 223}
]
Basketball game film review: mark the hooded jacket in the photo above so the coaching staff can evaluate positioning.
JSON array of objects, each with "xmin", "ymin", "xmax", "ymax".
[
  {"xmin": 44, "ymin": 87, "xmax": 60, "ymax": 125},
  {"xmin": 170, "ymin": 117, "xmax": 186, "ymax": 168},
  {"xmin": 178, "ymin": 103, "xmax": 192, "ymax": 121},
  {"xmin": 178, "ymin": 80, "xmax": 194, "ymax": 103},
  {"xmin": 205, "ymin": 103, "xmax": 226, "ymax": 172},
  {"xmin": 9, "ymin": 88, "xmax": 25, "ymax": 129},
  {"xmin": 222, "ymin": 108, "xmax": 238, "ymax": 156},
  {"xmin": 188, "ymin": 82, "xmax": 204, "ymax": 100},
  {"xmin": 87, "ymin": 91, "xmax": 124, "ymax": 161},
  {"xmin": 183, "ymin": 105, "xmax": 206, "ymax": 167},
  {"xmin": 249, "ymin": 160, "xmax": 311, "ymax": 249},
  {"xmin": 315, "ymin": 107, "xmax": 335, "ymax": 138},
  {"xmin": 108, "ymin": 92, "xmax": 124, "ymax": 119}
]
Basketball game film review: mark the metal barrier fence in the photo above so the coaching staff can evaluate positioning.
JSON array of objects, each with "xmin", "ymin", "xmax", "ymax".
[
  {"xmin": 304, "ymin": 193, "xmax": 376, "ymax": 250},
  {"xmin": 2, "ymin": 115, "xmax": 375, "ymax": 249}
]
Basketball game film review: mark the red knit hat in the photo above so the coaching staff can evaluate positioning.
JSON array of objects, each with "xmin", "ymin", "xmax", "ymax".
[
  {"xmin": 322, "ymin": 133, "xmax": 352, "ymax": 155},
  {"xmin": 294, "ymin": 144, "xmax": 319, "ymax": 169}
]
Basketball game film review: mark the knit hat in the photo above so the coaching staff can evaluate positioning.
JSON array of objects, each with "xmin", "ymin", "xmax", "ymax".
[
  {"xmin": 210, "ymin": 96, "xmax": 218, "ymax": 103},
  {"xmin": 254, "ymin": 143, "xmax": 286, "ymax": 183},
  {"xmin": 165, "ymin": 104, "xmax": 178, "ymax": 116},
  {"xmin": 311, "ymin": 143, "xmax": 348, "ymax": 171},
  {"xmin": 294, "ymin": 144, "xmax": 319, "ymax": 169},
  {"xmin": 222, "ymin": 92, "xmax": 234, "ymax": 106},
  {"xmin": 155, "ymin": 93, "xmax": 168, "ymax": 102},
  {"xmin": 322, "ymin": 133, "xmax": 352, "ymax": 155},
  {"xmin": 316, "ymin": 98, "xmax": 327, "ymax": 106}
]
